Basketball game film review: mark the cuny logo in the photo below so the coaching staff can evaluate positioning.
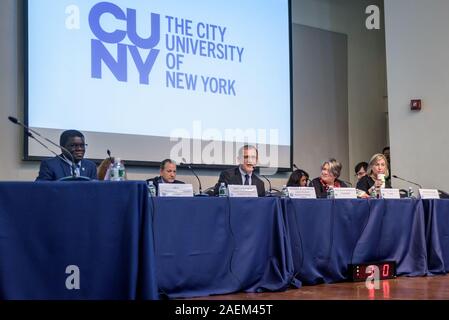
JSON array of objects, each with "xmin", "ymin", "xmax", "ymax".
[{"xmin": 89, "ymin": 2, "xmax": 161, "ymax": 84}]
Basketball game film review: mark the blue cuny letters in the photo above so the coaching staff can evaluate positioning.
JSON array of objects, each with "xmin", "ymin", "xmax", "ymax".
[{"xmin": 89, "ymin": 1, "xmax": 160, "ymax": 85}]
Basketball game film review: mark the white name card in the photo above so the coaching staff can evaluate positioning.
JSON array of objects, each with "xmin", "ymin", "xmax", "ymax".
[
  {"xmin": 158, "ymin": 183, "xmax": 193, "ymax": 197},
  {"xmin": 287, "ymin": 187, "xmax": 317, "ymax": 199},
  {"xmin": 380, "ymin": 188, "xmax": 400, "ymax": 199},
  {"xmin": 333, "ymin": 188, "xmax": 357, "ymax": 199},
  {"xmin": 228, "ymin": 185, "xmax": 258, "ymax": 197},
  {"xmin": 419, "ymin": 189, "xmax": 440, "ymax": 199}
]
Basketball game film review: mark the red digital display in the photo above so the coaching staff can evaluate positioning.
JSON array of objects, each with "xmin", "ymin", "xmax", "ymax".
[{"xmin": 349, "ymin": 261, "xmax": 396, "ymax": 281}]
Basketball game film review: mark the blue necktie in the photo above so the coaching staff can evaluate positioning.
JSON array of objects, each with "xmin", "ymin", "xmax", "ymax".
[
  {"xmin": 244, "ymin": 174, "xmax": 250, "ymax": 185},
  {"xmin": 75, "ymin": 164, "xmax": 81, "ymax": 177}
]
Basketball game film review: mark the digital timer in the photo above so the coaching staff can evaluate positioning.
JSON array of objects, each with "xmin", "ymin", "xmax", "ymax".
[{"xmin": 348, "ymin": 261, "xmax": 396, "ymax": 281}]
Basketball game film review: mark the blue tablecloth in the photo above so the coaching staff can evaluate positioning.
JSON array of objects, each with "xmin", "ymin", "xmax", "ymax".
[
  {"xmin": 0, "ymin": 181, "xmax": 158, "ymax": 300},
  {"xmin": 283, "ymin": 198, "xmax": 427, "ymax": 285},
  {"xmin": 2, "ymin": 184, "xmax": 447, "ymax": 299},
  {"xmin": 422, "ymin": 199, "xmax": 449, "ymax": 274},
  {"xmin": 152, "ymin": 197, "xmax": 293, "ymax": 298}
]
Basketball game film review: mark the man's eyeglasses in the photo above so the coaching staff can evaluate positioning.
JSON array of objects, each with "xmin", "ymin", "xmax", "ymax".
[{"xmin": 67, "ymin": 143, "xmax": 88, "ymax": 150}]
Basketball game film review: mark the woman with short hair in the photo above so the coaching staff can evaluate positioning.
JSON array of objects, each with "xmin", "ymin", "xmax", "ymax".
[{"xmin": 309, "ymin": 159, "xmax": 348, "ymax": 198}]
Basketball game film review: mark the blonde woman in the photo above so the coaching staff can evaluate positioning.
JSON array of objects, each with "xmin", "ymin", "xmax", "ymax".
[{"xmin": 356, "ymin": 153, "xmax": 390, "ymax": 195}]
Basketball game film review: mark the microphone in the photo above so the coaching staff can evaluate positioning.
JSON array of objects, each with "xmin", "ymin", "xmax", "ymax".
[
  {"xmin": 261, "ymin": 174, "xmax": 274, "ymax": 197},
  {"xmin": 392, "ymin": 175, "xmax": 423, "ymax": 188},
  {"xmin": 8, "ymin": 116, "xmax": 79, "ymax": 179},
  {"xmin": 107, "ymin": 149, "xmax": 112, "ymax": 161},
  {"xmin": 24, "ymin": 131, "xmax": 74, "ymax": 170},
  {"xmin": 181, "ymin": 158, "xmax": 207, "ymax": 196},
  {"xmin": 293, "ymin": 163, "xmax": 299, "ymax": 171}
]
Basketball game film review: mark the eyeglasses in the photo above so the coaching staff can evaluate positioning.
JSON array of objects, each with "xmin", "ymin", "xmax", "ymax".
[
  {"xmin": 355, "ymin": 171, "xmax": 366, "ymax": 177},
  {"xmin": 67, "ymin": 143, "xmax": 88, "ymax": 150}
]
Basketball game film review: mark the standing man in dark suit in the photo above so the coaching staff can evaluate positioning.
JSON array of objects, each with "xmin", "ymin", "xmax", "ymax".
[
  {"xmin": 214, "ymin": 145, "xmax": 265, "ymax": 197},
  {"xmin": 36, "ymin": 130, "xmax": 97, "ymax": 181},
  {"xmin": 146, "ymin": 159, "xmax": 184, "ymax": 194}
]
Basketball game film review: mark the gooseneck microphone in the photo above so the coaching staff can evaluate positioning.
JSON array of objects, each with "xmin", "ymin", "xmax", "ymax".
[
  {"xmin": 392, "ymin": 175, "xmax": 423, "ymax": 188},
  {"xmin": 107, "ymin": 149, "xmax": 112, "ymax": 161},
  {"xmin": 181, "ymin": 158, "xmax": 207, "ymax": 196},
  {"xmin": 260, "ymin": 174, "xmax": 274, "ymax": 197},
  {"xmin": 8, "ymin": 116, "xmax": 78, "ymax": 178},
  {"xmin": 24, "ymin": 131, "xmax": 75, "ymax": 170},
  {"xmin": 293, "ymin": 163, "xmax": 299, "ymax": 171}
]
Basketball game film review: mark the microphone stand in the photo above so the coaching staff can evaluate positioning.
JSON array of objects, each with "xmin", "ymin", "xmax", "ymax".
[
  {"xmin": 392, "ymin": 175, "xmax": 422, "ymax": 188},
  {"xmin": 25, "ymin": 131, "xmax": 73, "ymax": 169},
  {"xmin": 8, "ymin": 116, "xmax": 89, "ymax": 181},
  {"xmin": 392, "ymin": 175, "xmax": 449, "ymax": 198},
  {"xmin": 181, "ymin": 159, "xmax": 208, "ymax": 196},
  {"xmin": 261, "ymin": 174, "xmax": 276, "ymax": 197}
]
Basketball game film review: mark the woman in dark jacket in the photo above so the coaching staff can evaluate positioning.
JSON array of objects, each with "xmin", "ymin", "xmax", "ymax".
[
  {"xmin": 356, "ymin": 153, "xmax": 390, "ymax": 197},
  {"xmin": 309, "ymin": 159, "xmax": 347, "ymax": 198}
]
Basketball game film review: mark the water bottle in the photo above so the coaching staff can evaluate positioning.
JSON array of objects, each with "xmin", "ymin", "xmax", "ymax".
[
  {"xmin": 147, "ymin": 180, "xmax": 157, "ymax": 197},
  {"xmin": 218, "ymin": 182, "xmax": 227, "ymax": 197},
  {"xmin": 370, "ymin": 187, "xmax": 378, "ymax": 199},
  {"xmin": 327, "ymin": 186, "xmax": 334, "ymax": 199},
  {"xmin": 408, "ymin": 186, "xmax": 414, "ymax": 198},
  {"xmin": 110, "ymin": 158, "xmax": 125, "ymax": 181},
  {"xmin": 281, "ymin": 185, "xmax": 289, "ymax": 198}
]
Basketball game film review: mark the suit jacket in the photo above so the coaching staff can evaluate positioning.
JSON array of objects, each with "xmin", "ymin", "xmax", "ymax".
[
  {"xmin": 309, "ymin": 177, "xmax": 348, "ymax": 198},
  {"xmin": 36, "ymin": 156, "xmax": 98, "ymax": 181},
  {"xmin": 356, "ymin": 175, "xmax": 392, "ymax": 193},
  {"xmin": 214, "ymin": 167, "xmax": 266, "ymax": 197},
  {"xmin": 146, "ymin": 176, "xmax": 185, "ymax": 195}
]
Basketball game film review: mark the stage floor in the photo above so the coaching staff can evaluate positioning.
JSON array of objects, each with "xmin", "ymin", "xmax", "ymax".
[{"xmin": 190, "ymin": 275, "xmax": 449, "ymax": 300}]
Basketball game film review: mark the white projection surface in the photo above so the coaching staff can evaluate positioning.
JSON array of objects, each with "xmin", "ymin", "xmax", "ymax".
[{"xmin": 26, "ymin": 0, "xmax": 292, "ymax": 168}]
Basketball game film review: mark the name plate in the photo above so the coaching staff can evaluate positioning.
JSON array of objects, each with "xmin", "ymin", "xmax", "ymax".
[
  {"xmin": 333, "ymin": 188, "xmax": 357, "ymax": 199},
  {"xmin": 419, "ymin": 189, "xmax": 440, "ymax": 199},
  {"xmin": 158, "ymin": 184, "xmax": 193, "ymax": 197},
  {"xmin": 287, "ymin": 187, "xmax": 317, "ymax": 199},
  {"xmin": 228, "ymin": 185, "xmax": 258, "ymax": 197},
  {"xmin": 380, "ymin": 188, "xmax": 400, "ymax": 199}
]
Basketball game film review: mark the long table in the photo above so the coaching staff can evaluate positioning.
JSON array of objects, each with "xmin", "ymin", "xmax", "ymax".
[
  {"xmin": 151, "ymin": 197, "xmax": 294, "ymax": 298},
  {"xmin": 1, "ymin": 182, "xmax": 449, "ymax": 299},
  {"xmin": 423, "ymin": 199, "xmax": 449, "ymax": 274},
  {"xmin": 0, "ymin": 181, "xmax": 158, "ymax": 300},
  {"xmin": 283, "ymin": 199, "xmax": 427, "ymax": 285}
]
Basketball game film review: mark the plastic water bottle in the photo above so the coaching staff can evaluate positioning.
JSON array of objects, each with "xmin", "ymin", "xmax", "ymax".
[
  {"xmin": 147, "ymin": 180, "xmax": 157, "ymax": 197},
  {"xmin": 281, "ymin": 185, "xmax": 289, "ymax": 198},
  {"xmin": 408, "ymin": 186, "xmax": 414, "ymax": 198},
  {"xmin": 327, "ymin": 186, "xmax": 334, "ymax": 199},
  {"xmin": 370, "ymin": 187, "xmax": 378, "ymax": 199},
  {"xmin": 219, "ymin": 182, "xmax": 228, "ymax": 197},
  {"xmin": 110, "ymin": 158, "xmax": 125, "ymax": 181}
]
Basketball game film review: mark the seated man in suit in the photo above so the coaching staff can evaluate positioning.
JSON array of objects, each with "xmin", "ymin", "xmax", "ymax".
[
  {"xmin": 36, "ymin": 130, "xmax": 97, "ymax": 181},
  {"xmin": 146, "ymin": 159, "xmax": 184, "ymax": 194},
  {"xmin": 214, "ymin": 145, "xmax": 265, "ymax": 197}
]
